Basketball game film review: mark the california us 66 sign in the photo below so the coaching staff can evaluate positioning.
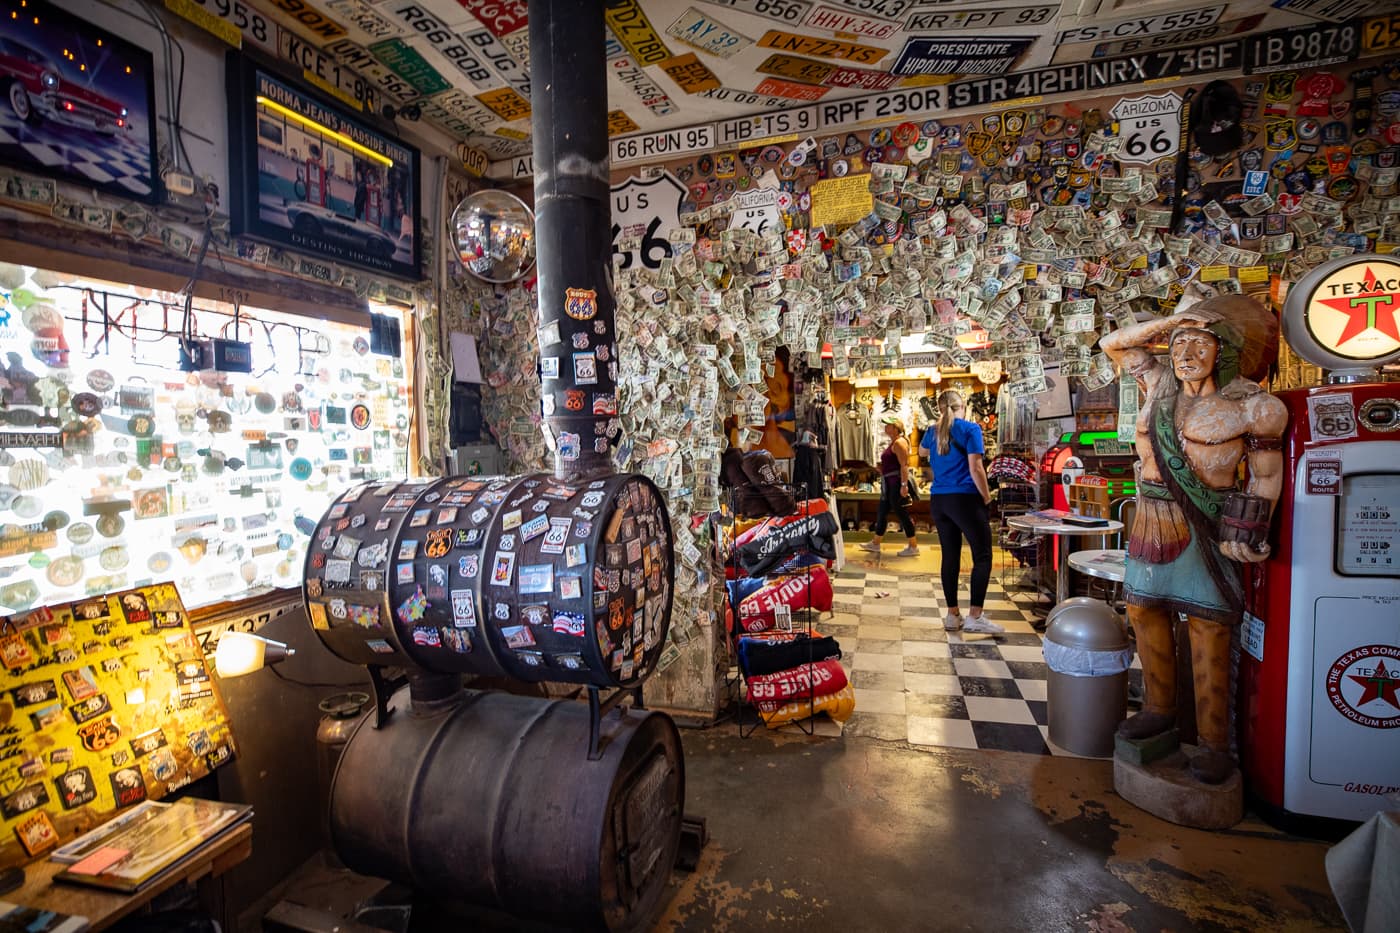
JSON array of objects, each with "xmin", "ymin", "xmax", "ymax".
[{"xmin": 1110, "ymin": 91, "xmax": 1181, "ymax": 165}]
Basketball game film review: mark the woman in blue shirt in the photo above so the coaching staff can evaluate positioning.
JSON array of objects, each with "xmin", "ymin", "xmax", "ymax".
[{"xmin": 919, "ymin": 390, "xmax": 1003, "ymax": 635}]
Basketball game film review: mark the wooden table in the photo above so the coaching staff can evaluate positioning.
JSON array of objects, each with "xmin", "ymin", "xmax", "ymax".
[{"xmin": 11, "ymin": 822, "xmax": 252, "ymax": 931}]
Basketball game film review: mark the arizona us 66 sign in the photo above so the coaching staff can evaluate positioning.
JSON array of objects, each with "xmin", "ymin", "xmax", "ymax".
[{"xmin": 1110, "ymin": 91, "xmax": 1182, "ymax": 165}]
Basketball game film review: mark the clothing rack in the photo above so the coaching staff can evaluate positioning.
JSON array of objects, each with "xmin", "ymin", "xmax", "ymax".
[{"xmin": 726, "ymin": 484, "xmax": 820, "ymax": 738}]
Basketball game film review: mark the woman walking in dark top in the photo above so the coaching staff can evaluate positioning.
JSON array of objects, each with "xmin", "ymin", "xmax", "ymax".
[
  {"xmin": 920, "ymin": 390, "xmax": 1003, "ymax": 635},
  {"xmin": 860, "ymin": 414, "xmax": 920, "ymax": 557}
]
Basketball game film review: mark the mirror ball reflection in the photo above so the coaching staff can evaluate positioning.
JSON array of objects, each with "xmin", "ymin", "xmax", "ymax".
[{"xmin": 451, "ymin": 190, "xmax": 536, "ymax": 284}]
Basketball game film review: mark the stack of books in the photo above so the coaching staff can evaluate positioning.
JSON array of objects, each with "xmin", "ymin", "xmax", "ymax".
[{"xmin": 51, "ymin": 798, "xmax": 252, "ymax": 894}]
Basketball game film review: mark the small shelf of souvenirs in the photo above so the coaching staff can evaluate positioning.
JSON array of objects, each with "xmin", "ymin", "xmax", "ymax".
[{"xmin": 720, "ymin": 448, "xmax": 851, "ymax": 736}]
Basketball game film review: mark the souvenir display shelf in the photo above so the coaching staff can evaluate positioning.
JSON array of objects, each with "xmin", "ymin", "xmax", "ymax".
[
  {"xmin": 0, "ymin": 264, "xmax": 413, "ymax": 616},
  {"xmin": 0, "ymin": 584, "xmax": 237, "ymax": 869},
  {"xmin": 727, "ymin": 485, "xmax": 820, "ymax": 739}
]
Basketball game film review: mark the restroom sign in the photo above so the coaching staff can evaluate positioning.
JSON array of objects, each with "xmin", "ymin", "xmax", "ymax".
[{"xmin": 1110, "ymin": 91, "xmax": 1182, "ymax": 165}]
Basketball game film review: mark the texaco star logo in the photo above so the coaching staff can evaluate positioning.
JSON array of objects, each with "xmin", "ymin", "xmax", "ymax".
[
  {"xmin": 1326, "ymin": 645, "xmax": 1400, "ymax": 729},
  {"xmin": 1315, "ymin": 266, "xmax": 1400, "ymax": 347}
]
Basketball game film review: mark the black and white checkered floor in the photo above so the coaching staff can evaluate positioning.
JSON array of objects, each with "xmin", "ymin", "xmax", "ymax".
[
  {"xmin": 816, "ymin": 543, "xmax": 1141, "ymax": 757},
  {"xmin": 0, "ymin": 123, "xmax": 155, "ymax": 199}
]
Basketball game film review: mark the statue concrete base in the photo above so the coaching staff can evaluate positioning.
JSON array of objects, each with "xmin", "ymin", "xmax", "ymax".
[{"xmin": 1114, "ymin": 743, "xmax": 1243, "ymax": 830}]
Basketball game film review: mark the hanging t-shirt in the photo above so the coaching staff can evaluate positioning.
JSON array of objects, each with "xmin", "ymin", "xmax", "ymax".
[
  {"xmin": 920, "ymin": 418, "xmax": 985, "ymax": 496},
  {"xmin": 835, "ymin": 406, "xmax": 874, "ymax": 465}
]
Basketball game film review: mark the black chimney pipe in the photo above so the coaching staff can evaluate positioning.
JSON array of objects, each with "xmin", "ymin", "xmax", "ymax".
[{"xmin": 530, "ymin": 0, "xmax": 617, "ymax": 479}]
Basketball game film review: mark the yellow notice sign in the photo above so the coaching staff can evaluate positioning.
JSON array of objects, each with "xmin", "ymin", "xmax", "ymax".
[
  {"xmin": 810, "ymin": 174, "xmax": 873, "ymax": 229},
  {"xmin": 659, "ymin": 53, "xmax": 721, "ymax": 94},
  {"xmin": 164, "ymin": 0, "xmax": 241, "ymax": 47},
  {"xmin": 608, "ymin": 110, "xmax": 640, "ymax": 136},
  {"xmin": 476, "ymin": 87, "xmax": 531, "ymax": 122},
  {"xmin": 1238, "ymin": 265, "xmax": 1270, "ymax": 284},
  {"xmin": 1200, "ymin": 264, "xmax": 1230, "ymax": 282}
]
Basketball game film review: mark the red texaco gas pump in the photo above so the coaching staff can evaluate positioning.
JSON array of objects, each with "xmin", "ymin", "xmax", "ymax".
[{"xmin": 1239, "ymin": 254, "xmax": 1400, "ymax": 828}]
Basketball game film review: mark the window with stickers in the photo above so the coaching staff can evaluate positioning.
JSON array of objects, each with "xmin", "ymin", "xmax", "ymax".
[{"xmin": 0, "ymin": 264, "xmax": 414, "ymax": 614}]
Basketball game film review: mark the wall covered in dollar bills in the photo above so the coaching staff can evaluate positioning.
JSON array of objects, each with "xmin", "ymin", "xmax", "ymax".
[{"xmin": 580, "ymin": 59, "xmax": 1400, "ymax": 716}]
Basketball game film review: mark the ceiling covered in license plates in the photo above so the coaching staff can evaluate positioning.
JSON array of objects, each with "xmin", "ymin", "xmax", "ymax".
[{"xmin": 267, "ymin": 0, "xmax": 1397, "ymax": 166}]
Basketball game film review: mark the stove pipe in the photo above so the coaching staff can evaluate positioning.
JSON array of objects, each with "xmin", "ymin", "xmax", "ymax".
[{"xmin": 530, "ymin": 0, "xmax": 617, "ymax": 479}]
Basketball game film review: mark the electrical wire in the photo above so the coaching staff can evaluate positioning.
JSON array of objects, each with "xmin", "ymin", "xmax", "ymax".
[
  {"xmin": 268, "ymin": 665, "xmax": 370, "ymax": 690},
  {"xmin": 91, "ymin": 0, "xmax": 194, "ymax": 176},
  {"xmin": 178, "ymin": 220, "xmax": 215, "ymax": 360}
]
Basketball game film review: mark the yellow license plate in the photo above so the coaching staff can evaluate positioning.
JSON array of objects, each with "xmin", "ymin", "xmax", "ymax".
[
  {"xmin": 476, "ymin": 88, "xmax": 531, "ymax": 122},
  {"xmin": 757, "ymin": 30, "xmax": 886, "ymax": 65},
  {"xmin": 1363, "ymin": 13, "xmax": 1400, "ymax": 52},
  {"xmin": 756, "ymin": 53, "xmax": 834, "ymax": 84},
  {"xmin": 659, "ymin": 53, "xmax": 721, "ymax": 94},
  {"xmin": 604, "ymin": 0, "xmax": 672, "ymax": 65},
  {"xmin": 608, "ymin": 110, "xmax": 640, "ymax": 136}
]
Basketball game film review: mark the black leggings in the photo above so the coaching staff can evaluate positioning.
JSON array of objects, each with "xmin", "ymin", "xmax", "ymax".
[
  {"xmin": 930, "ymin": 493, "xmax": 992, "ymax": 608},
  {"xmin": 873, "ymin": 475, "xmax": 915, "ymax": 539}
]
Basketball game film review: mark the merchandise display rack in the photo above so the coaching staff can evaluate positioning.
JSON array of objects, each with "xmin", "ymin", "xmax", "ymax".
[
  {"xmin": 995, "ymin": 479, "xmax": 1052, "ymax": 617},
  {"xmin": 725, "ymin": 483, "xmax": 821, "ymax": 738}
]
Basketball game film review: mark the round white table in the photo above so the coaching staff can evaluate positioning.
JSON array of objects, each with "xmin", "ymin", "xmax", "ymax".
[
  {"xmin": 1068, "ymin": 548, "xmax": 1127, "ymax": 583},
  {"xmin": 1007, "ymin": 516, "xmax": 1124, "ymax": 604}
]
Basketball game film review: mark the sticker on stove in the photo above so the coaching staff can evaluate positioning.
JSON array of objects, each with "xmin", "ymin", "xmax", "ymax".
[
  {"xmin": 1306, "ymin": 455, "xmax": 1343, "ymax": 495},
  {"xmin": 1326, "ymin": 644, "xmax": 1400, "ymax": 729},
  {"xmin": 1241, "ymin": 612, "xmax": 1265, "ymax": 662},
  {"xmin": 1307, "ymin": 393, "xmax": 1358, "ymax": 440}
]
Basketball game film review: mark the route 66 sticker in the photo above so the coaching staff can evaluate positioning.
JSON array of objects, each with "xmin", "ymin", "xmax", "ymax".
[{"xmin": 1308, "ymin": 393, "xmax": 1357, "ymax": 440}]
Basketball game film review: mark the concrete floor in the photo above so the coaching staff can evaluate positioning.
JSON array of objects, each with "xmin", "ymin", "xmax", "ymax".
[
  {"xmin": 258, "ymin": 540, "xmax": 1347, "ymax": 933},
  {"xmin": 260, "ymin": 712, "xmax": 1346, "ymax": 933},
  {"xmin": 656, "ymin": 727, "xmax": 1345, "ymax": 932}
]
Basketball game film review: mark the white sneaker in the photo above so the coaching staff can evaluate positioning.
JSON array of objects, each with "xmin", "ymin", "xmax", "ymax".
[
  {"xmin": 961, "ymin": 615, "xmax": 1005, "ymax": 635},
  {"xmin": 896, "ymin": 545, "xmax": 920, "ymax": 557},
  {"xmin": 858, "ymin": 541, "xmax": 880, "ymax": 553},
  {"xmin": 942, "ymin": 612, "xmax": 963, "ymax": 631}
]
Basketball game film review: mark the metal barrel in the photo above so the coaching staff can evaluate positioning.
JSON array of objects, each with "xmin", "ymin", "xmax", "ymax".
[
  {"xmin": 301, "ymin": 472, "xmax": 673, "ymax": 688},
  {"xmin": 329, "ymin": 687, "xmax": 685, "ymax": 932}
]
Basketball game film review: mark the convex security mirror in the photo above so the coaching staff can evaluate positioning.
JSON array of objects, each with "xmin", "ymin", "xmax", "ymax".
[{"xmin": 451, "ymin": 190, "xmax": 536, "ymax": 284}]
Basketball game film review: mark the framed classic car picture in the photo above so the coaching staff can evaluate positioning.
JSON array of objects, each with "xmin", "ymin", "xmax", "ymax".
[
  {"xmin": 225, "ymin": 51, "xmax": 422, "ymax": 281},
  {"xmin": 0, "ymin": 0, "xmax": 159, "ymax": 202}
]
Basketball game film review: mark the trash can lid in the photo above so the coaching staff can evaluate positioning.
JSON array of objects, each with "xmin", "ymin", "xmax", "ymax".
[{"xmin": 1044, "ymin": 598, "xmax": 1129, "ymax": 651}]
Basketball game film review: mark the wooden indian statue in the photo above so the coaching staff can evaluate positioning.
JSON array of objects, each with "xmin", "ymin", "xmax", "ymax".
[{"xmin": 1101, "ymin": 295, "xmax": 1288, "ymax": 784}]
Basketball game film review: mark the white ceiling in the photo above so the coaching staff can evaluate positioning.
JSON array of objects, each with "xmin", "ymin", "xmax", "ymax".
[{"xmin": 258, "ymin": 0, "xmax": 1395, "ymax": 163}]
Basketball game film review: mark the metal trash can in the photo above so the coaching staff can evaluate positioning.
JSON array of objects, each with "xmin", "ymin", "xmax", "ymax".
[{"xmin": 1042, "ymin": 598, "xmax": 1134, "ymax": 757}]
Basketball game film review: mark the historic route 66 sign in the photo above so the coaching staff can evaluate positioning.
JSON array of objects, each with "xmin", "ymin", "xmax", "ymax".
[
  {"xmin": 1110, "ymin": 91, "xmax": 1182, "ymax": 165},
  {"xmin": 610, "ymin": 173, "xmax": 684, "ymax": 272}
]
